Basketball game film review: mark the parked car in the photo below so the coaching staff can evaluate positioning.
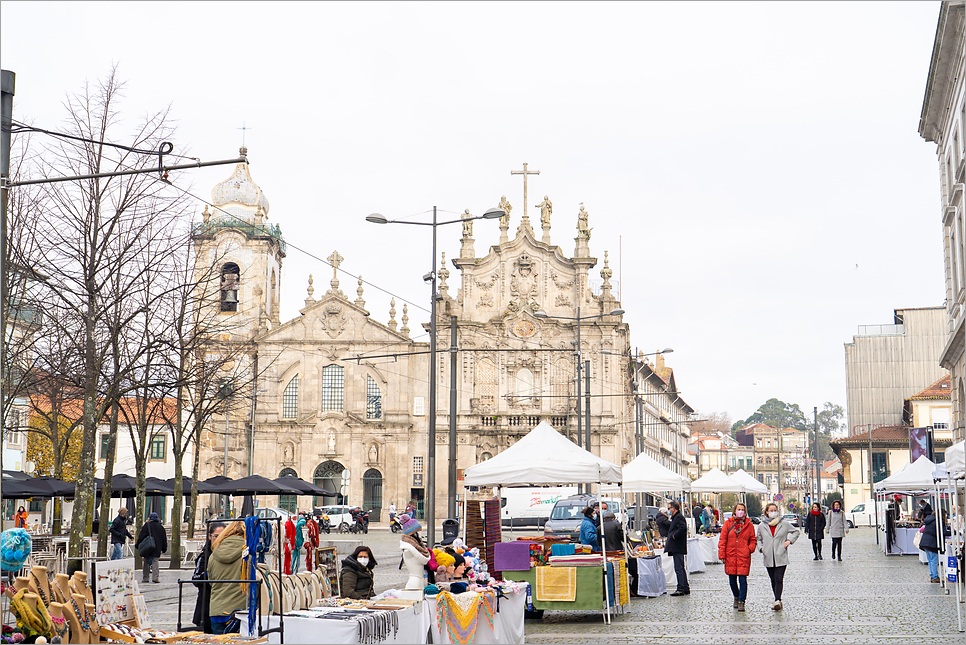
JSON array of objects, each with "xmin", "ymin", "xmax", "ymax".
[
  {"xmin": 782, "ymin": 513, "xmax": 800, "ymax": 527},
  {"xmin": 254, "ymin": 507, "xmax": 294, "ymax": 524},
  {"xmin": 317, "ymin": 505, "xmax": 356, "ymax": 532},
  {"xmin": 544, "ymin": 495, "xmax": 595, "ymax": 541}
]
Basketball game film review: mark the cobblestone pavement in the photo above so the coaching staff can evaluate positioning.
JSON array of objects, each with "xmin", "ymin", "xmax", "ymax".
[{"xmin": 140, "ymin": 526, "xmax": 964, "ymax": 643}]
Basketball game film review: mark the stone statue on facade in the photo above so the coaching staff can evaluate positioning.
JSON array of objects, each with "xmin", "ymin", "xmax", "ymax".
[{"xmin": 577, "ymin": 203, "xmax": 592, "ymax": 240}]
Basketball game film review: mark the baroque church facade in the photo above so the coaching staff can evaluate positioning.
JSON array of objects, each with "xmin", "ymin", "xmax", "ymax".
[{"xmin": 194, "ymin": 154, "xmax": 637, "ymax": 521}]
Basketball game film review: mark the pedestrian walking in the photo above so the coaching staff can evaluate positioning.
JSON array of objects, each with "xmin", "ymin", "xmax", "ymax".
[
  {"xmin": 919, "ymin": 507, "xmax": 951, "ymax": 583},
  {"xmin": 827, "ymin": 499, "xmax": 848, "ymax": 561},
  {"xmin": 805, "ymin": 502, "xmax": 827, "ymax": 560},
  {"xmin": 719, "ymin": 502, "xmax": 757, "ymax": 612},
  {"xmin": 109, "ymin": 507, "xmax": 134, "ymax": 560},
  {"xmin": 388, "ymin": 502, "xmax": 397, "ymax": 522},
  {"xmin": 701, "ymin": 504, "xmax": 713, "ymax": 534},
  {"xmin": 13, "ymin": 506, "xmax": 28, "ymax": 529},
  {"xmin": 756, "ymin": 502, "xmax": 799, "ymax": 611},
  {"xmin": 666, "ymin": 501, "xmax": 690, "ymax": 596},
  {"xmin": 137, "ymin": 512, "xmax": 168, "ymax": 583}
]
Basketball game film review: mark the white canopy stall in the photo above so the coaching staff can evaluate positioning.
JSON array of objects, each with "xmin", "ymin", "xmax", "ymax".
[
  {"xmin": 943, "ymin": 440, "xmax": 965, "ymax": 633},
  {"xmin": 463, "ymin": 421, "xmax": 623, "ymax": 623},
  {"xmin": 729, "ymin": 469, "xmax": 769, "ymax": 495},
  {"xmin": 874, "ymin": 455, "xmax": 937, "ymax": 493},
  {"xmin": 690, "ymin": 467, "xmax": 746, "ymax": 494}
]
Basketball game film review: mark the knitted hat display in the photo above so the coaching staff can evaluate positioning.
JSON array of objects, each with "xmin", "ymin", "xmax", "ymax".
[
  {"xmin": 434, "ymin": 550, "xmax": 456, "ymax": 568},
  {"xmin": 400, "ymin": 514, "xmax": 421, "ymax": 535},
  {"xmin": 0, "ymin": 528, "xmax": 31, "ymax": 571}
]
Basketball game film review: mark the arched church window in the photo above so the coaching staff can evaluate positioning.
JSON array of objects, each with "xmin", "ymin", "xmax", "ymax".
[
  {"xmin": 282, "ymin": 375, "xmax": 298, "ymax": 419},
  {"xmin": 515, "ymin": 368, "xmax": 534, "ymax": 397},
  {"xmin": 480, "ymin": 452, "xmax": 493, "ymax": 462},
  {"xmin": 366, "ymin": 376, "xmax": 381, "ymax": 420},
  {"xmin": 220, "ymin": 263, "xmax": 240, "ymax": 313},
  {"xmin": 476, "ymin": 358, "xmax": 495, "ymax": 408},
  {"xmin": 321, "ymin": 365, "xmax": 344, "ymax": 412},
  {"xmin": 278, "ymin": 467, "xmax": 298, "ymax": 514}
]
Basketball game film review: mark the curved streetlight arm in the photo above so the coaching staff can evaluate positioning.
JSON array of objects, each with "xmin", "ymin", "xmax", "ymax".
[
  {"xmin": 366, "ymin": 208, "xmax": 505, "ymax": 227},
  {"xmin": 534, "ymin": 309, "xmax": 624, "ymax": 321}
]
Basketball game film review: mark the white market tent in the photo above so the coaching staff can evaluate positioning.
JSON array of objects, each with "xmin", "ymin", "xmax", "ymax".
[
  {"xmin": 600, "ymin": 452, "xmax": 690, "ymax": 494},
  {"xmin": 729, "ymin": 469, "xmax": 769, "ymax": 494},
  {"xmin": 463, "ymin": 421, "xmax": 622, "ymax": 623},
  {"xmin": 463, "ymin": 420, "xmax": 622, "ymax": 486},
  {"xmin": 690, "ymin": 467, "xmax": 746, "ymax": 494},
  {"xmin": 874, "ymin": 455, "xmax": 937, "ymax": 493},
  {"xmin": 946, "ymin": 440, "xmax": 965, "ymax": 479}
]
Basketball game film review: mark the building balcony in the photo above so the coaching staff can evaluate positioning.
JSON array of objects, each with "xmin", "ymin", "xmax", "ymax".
[
  {"xmin": 192, "ymin": 219, "xmax": 286, "ymax": 252},
  {"xmin": 856, "ymin": 323, "xmax": 904, "ymax": 336}
]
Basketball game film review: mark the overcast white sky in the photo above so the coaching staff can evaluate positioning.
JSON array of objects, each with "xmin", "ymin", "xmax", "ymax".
[{"xmin": 1, "ymin": 1, "xmax": 947, "ymax": 427}]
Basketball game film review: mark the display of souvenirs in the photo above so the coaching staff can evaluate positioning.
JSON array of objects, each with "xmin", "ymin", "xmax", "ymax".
[
  {"xmin": 93, "ymin": 558, "xmax": 140, "ymax": 626},
  {"xmin": 316, "ymin": 546, "xmax": 339, "ymax": 596},
  {"xmin": 175, "ymin": 633, "xmax": 268, "ymax": 644},
  {"xmin": 100, "ymin": 622, "xmax": 179, "ymax": 643},
  {"xmin": 284, "ymin": 606, "xmax": 400, "ymax": 644}
]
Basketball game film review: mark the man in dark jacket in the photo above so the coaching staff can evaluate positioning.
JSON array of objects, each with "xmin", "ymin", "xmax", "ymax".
[
  {"xmin": 600, "ymin": 511, "xmax": 623, "ymax": 552},
  {"xmin": 109, "ymin": 507, "xmax": 134, "ymax": 560},
  {"xmin": 137, "ymin": 512, "xmax": 168, "ymax": 583},
  {"xmin": 666, "ymin": 501, "xmax": 690, "ymax": 595},
  {"xmin": 192, "ymin": 522, "xmax": 225, "ymax": 632},
  {"xmin": 692, "ymin": 503, "xmax": 704, "ymax": 533},
  {"xmin": 656, "ymin": 508, "xmax": 671, "ymax": 538}
]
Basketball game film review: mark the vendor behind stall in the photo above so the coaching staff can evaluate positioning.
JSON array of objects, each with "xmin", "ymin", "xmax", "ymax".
[
  {"xmin": 579, "ymin": 506, "xmax": 599, "ymax": 552},
  {"xmin": 340, "ymin": 546, "xmax": 377, "ymax": 599},
  {"xmin": 601, "ymin": 511, "xmax": 623, "ymax": 552}
]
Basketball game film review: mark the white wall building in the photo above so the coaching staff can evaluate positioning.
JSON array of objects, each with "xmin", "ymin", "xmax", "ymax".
[{"xmin": 920, "ymin": 1, "xmax": 966, "ymax": 445}]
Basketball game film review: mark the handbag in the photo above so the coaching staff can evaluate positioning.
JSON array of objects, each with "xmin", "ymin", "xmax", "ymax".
[
  {"xmin": 138, "ymin": 534, "xmax": 156, "ymax": 556},
  {"xmin": 913, "ymin": 529, "xmax": 923, "ymax": 550}
]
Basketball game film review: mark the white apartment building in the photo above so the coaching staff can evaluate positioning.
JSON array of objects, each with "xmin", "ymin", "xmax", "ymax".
[{"xmin": 920, "ymin": 1, "xmax": 966, "ymax": 444}]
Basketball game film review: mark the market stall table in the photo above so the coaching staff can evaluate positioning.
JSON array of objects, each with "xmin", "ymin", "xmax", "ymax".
[
  {"xmin": 634, "ymin": 556, "xmax": 667, "ymax": 597},
  {"xmin": 892, "ymin": 527, "xmax": 921, "ymax": 555},
  {"xmin": 695, "ymin": 535, "xmax": 721, "ymax": 564},
  {"xmin": 502, "ymin": 560, "xmax": 628, "ymax": 613},
  {"xmin": 427, "ymin": 585, "xmax": 527, "ymax": 644},
  {"xmin": 240, "ymin": 604, "xmax": 425, "ymax": 644}
]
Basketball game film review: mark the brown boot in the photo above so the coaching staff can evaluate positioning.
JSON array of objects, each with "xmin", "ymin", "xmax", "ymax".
[
  {"xmin": 733, "ymin": 598, "xmax": 739, "ymax": 608},
  {"xmin": 737, "ymin": 601, "xmax": 745, "ymax": 612}
]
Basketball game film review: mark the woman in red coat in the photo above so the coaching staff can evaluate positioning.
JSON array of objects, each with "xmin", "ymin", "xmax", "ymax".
[{"xmin": 718, "ymin": 502, "xmax": 757, "ymax": 612}]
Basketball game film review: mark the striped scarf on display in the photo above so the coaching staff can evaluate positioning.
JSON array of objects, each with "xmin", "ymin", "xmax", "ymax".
[{"xmin": 292, "ymin": 517, "xmax": 306, "ymax": 572}]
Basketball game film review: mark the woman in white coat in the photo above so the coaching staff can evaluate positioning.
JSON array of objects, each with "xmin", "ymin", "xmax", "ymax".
[
  {"xmin": 755, "ymin": 502, "xmax": 800, "ymax": 611},
  {"xmin": 398, "ymin": 514, "xmax": 430, "ymax": 589}
]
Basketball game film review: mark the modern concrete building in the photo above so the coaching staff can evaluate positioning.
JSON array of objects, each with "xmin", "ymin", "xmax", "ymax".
[
  {"xmin": 844, "ymin": 307, "xmax": 947, "ymax": 436},
  {"xmin": 919, "ymin": 1, "xmax": 966, "ymax": 445}
]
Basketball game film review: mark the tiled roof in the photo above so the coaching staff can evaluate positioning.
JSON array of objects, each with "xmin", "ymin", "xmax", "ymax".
[
  {"xmin": 30, "ymin": 395, "xmax": 179, "ymax": 425},
  {"xmin": 910, "ymin": 374, "xmax": 951, "ymax": 400},
  {"xmin": 830, "ymin": 425, "xmax": 953, "ymax": 448}
]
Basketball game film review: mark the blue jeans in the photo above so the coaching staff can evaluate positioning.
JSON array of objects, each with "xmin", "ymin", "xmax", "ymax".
[
  {"xmin": 210, "ymin": 615, "xmax": 238, "ymax": 634},
  {"xmin": 729, "ymin": 574, "xmax": 747, "ymax": 601},
  {"xmin": 926, "ymin": 550, "xmax": 940, "ymax": 579},
  {"xmin": 110, "ymin": 543, "xmax": 124, "ymax": 560}
]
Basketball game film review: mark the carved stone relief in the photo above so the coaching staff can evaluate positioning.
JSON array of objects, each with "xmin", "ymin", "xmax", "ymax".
[{"xmin": 321, "ymin": 303, "xmax": 348, "ymax": 338}]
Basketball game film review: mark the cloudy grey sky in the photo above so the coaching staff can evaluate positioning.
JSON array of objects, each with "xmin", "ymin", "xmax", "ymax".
[{"xmin": 1, "ymin": 1, "xmax": 946, "ymax": 426}]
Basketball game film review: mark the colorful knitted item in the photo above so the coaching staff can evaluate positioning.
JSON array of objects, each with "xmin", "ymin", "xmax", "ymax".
[
  {"xmin": 0, "ymin": 529, "xmax": 31, "ymax": 571},
  {"xmin": 436, "ymin": 590, "xmax": 496, "ymax": 645}
]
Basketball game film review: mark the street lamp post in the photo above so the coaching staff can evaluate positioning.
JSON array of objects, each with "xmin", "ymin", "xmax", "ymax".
[{"xmin": 367, "ymin": 206, "xmax": 503, "ymax": 546}]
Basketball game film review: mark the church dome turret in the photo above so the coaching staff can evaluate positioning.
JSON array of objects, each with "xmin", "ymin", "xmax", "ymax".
[{"xmin": 211, "ymin": 146, "xmax": 270, "ymax": 215}]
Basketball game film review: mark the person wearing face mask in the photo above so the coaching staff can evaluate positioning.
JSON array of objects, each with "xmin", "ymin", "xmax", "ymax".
[
  {"xmin": 805, "ymin": 502, "xmax": 827, "ymax": 560},
  {"xmin": 579, "ymin": 506, "xmax": 600, "ymax": 552},
  {"xmin": 718, "ymin": 502, "xmax": 757, "ymax": 611},
  {"xmin": 340, "ymin": 546, "xmax": 377, "ymax": 599},
  {"xmin": 827, "ymin": 499, "xmax": 848, "ymax": 561},
  {"xmin": 756, "ymin": 502, "xmax": 799, "ymax": 611},
  {"xmin": 655, "ymin": 508, "xmax": 671, "ymax": 538}
]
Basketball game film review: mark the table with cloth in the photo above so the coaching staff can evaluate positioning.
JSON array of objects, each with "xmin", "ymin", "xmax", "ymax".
[
  {"xmin": 634, "ymin": 556, "xmax": 667, "ymax": 597},
  {"xmin": 240, "ymin": 604, "xmax": 425, "ymax": 644},
  {"xmin": 892, "ymin": 527, "xmax": 921, "ymax": 555},
  {"xmin": 240, "ymin": 586, "xmax": 528, "ymax": 644},
  {"xmin": 502, "ymin": 558, "xmax": 628, "ymax": 612},
  {"xmin": 695, "ymin": 535, "xmax": 721, "ymax": 564}
]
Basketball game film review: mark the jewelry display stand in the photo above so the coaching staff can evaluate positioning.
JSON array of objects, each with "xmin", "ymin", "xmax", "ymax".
[
  {"xmin": 49, "ymin": 601, "xmax": 71, "ymax": 643},
  {"xmin": 85, "ymin": 603, "xmax": 99, "ymax": 643},
  {"xmin": 29, "ymin": 565, "xmax": 52, "ymax": 608},
  {"xmin": 63, "ymin": 593, "xmax": 86, "ymax": 644},
  {"xmin": 53, "ymin": 572, "xmax": 72, "ymax": 604},
  {"xmin": 69, "ymin": 593, "xmax": 92, "ymax": 644},
  {"xmin": 70, "ymin": 572, "xmax": 94, "ymax": 605}
]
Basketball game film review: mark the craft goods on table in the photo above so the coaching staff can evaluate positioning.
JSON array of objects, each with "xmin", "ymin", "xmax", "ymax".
[
  {"xmin": 99, "ymin": 622, "xmax": 179, "ymax": 643},
  {"xmin": 434, "ymin": 588, "xmax": 497, "ymax": 645},
  {"xmin": 284, "ymin": 605, "xmax": 400, "ymax": 644},
  {"xmin": 535, "ymin": 565, "xmax": 576, "ymax": 601},
  {"xmin": 175, "ymin": 633, "xmax": 268, "ymax": 643}
]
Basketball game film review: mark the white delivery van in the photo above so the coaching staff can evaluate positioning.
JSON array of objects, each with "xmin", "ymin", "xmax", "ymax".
[
  {"xmin": 847, "ymin": 499, "xmax": 894, "ymax": 528},
  {"xmin": 497, "ymin": 486, "xmax": 578, "ymax": 527}
]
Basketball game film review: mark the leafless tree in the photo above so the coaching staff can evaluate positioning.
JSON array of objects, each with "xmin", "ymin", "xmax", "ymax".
[{"xmin": 21, "ymin": 67, "xmax": 191, "ymax": 559}]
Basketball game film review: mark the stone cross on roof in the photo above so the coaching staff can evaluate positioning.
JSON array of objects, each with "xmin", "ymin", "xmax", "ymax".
[{"xmin": 327, "ymin": 250, "xmax": 344, "ymax": 294}]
